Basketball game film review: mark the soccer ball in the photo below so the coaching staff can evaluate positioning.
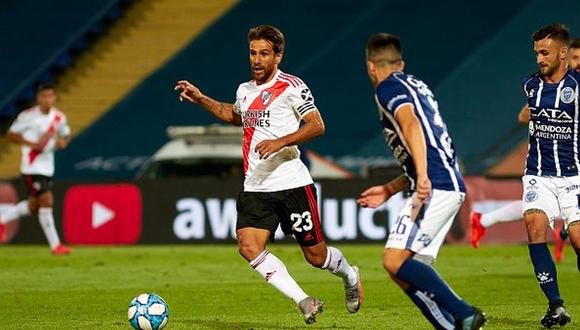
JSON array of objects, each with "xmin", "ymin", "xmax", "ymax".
[{"xmin": 128, "ymin": 293, "xmax": 169, "ymax": 330}]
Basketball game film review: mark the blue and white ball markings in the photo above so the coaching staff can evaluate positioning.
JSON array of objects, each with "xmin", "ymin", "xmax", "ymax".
[{"xmin": 128, "ymin": 293, "xmax": 169, "ymax": 330}]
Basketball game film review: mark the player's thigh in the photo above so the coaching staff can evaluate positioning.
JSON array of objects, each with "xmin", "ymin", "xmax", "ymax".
[
  {"xmin": 522, "ymin": 175, "xmax": 559, "ymax": 227},
  {"xmin": 568, "ymin": 221, "xmax": 580, "ymax": 250},
  {"xmin": 276, "ymin": 184, "xmax": 325, "ymax": 248},
  {"xmin": 236, "ymin": 192, "xmax": 279, "ymax": 247},
  {"xmin": 386, "ymin": 190, "xmax": 463, "ymax": 256}
]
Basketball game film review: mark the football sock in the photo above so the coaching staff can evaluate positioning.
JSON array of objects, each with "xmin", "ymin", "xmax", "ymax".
[
  {"xmin": 38, "ymin": 207, "xmax": 61, "ymax": 249},
  {"xmin": 322, "ymin": 246, "xmax": 358, "ymax": 287},
  {"xmin": 250, "ymin": 250, "xmax": 308, "ymax": 304},
  {"xmin": 405, "ymin": 286, "xmax": 454, "ymax": 330},
  {"xmin": 0, "ymin": 200, "xmax": 30, "ymax": 224},
  {"xmin": 480, "ymin": 201, "xmax": 522, "ymax": 228},
  {"xmin": 528, "ymin": 243, "xmax": 563, "ymax": 306},
  {"xmin": 396, "ymin": 258, "xmax": 474, "ymax": 320}
]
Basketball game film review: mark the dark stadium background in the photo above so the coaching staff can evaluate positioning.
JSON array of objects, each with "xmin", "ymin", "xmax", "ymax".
[{"xmin": 1, "ymin": 0, "xmax": 579, "ymax": 246}]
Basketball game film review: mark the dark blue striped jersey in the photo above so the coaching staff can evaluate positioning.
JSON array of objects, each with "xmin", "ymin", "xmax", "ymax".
[
  {"xmin": 524, "ymin": 68, "xmax": 580, "ymax": 177},
  {"xmin": 374, "ymin": 71, "xmax": 465, "ymax": 192}
]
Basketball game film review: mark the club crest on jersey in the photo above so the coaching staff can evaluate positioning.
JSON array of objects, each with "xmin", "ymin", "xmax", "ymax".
[
  {"xmin": 261, "ymin": 90, "xmax": 272, "ymax": 105},
  {"xmin": 560, "ymin": 87, "xmax": 575, "ymax": 104},
  {"xmin": 525, "ymin": 190, "xmax": 538, "ymax": 203}
]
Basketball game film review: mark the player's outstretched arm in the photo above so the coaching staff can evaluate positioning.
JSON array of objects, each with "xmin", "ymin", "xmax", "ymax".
[
  {"xmin": 357, "ymin": 175, "xmax": 409, "ymax": 208},
  {"xmin": 174, "ymin": 80, "xmax": 241, "ymax": 126},
  {"xmin": 254, "ymin": 110, "xmax": 325, "ymax": 159},
  {"xmin": 518, "ymin": 104, "xmax": 530, "ymax": 125},
  {"xmin": 395, "ymin": 104, "xmax": 431, "ymax": 200}
]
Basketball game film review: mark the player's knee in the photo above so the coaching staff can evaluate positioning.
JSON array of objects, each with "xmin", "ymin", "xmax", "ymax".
[
  {"xmin": 383, "ymin": 255, "xmax": 402, "ymax": 275},
  {"xmin": 305, "ymin": 253, "xmax": 326, "ymax": 268},
  {"xmin": 238, "ymin": 244, "xmax": 262, "ymax": 262}
]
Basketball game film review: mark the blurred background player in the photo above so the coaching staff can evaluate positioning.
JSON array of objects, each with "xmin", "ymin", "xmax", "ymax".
[
  {"xmin": 174, "ymin": 25, "xmax": 362, "ymax": 324},
  {"xmin": 357, "ymin": 33, "xmax": 485, "ymax": 330},
  {"xmin": 0, "ymin": 84, "xmax": 71, "ymax": 255},
  {"xmin": 471, "ymin": 38, "xmax": 580, "ymax": 263},
  {"xmin": 520, "ymin": 24, "xmax": 580, "ymax": 328}
]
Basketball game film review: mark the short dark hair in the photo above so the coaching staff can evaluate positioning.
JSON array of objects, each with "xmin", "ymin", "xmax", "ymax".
[
  {"xmin": 248, "ymin": 25, "xmax": 285, "ymax": 54},
  {"xmin": 366, "ymin": 33, "xmax": 402, "ymax": 65},
  {"xmin": 531, "ymin": 24, "xmax": 570, "ymax": 45},
  {"xmin": 571, "ymin": 38, "xmax": 580, "ymax": 49},
  {"xmin": 37, "ymin": 83, "xmax": 56, "ymax": 93}
]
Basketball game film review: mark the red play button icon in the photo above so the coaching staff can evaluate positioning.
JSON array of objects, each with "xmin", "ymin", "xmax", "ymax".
[{"xmin": 63, "ymin": 184, "xmax": 142, "ymax": 244}]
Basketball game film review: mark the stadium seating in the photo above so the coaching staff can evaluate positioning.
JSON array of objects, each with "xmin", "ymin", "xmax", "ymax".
[
  {"xmin": 3, "ymin": 0, "xmax": 580, "ymax": 179},
  {"xmin": 0, "ymin": 0, "xmax": 133, "ymax": 120}
]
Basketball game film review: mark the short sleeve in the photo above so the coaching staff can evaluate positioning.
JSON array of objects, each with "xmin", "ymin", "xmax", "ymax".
[
  {"xmin": 376, "ymin": 80, "xmax": 413, "ymax": 115},
  {"xmin": 233, "ymin": 86, "xmax": 242, "ymax": 115},
  {"xmin": 57, "ymin": 115, "xmax": 71, "ymax": 137},
  {"xmin": 286, "ymin": 83, "xmax": 317, "ymax": 119},
  {"xmin": 8, "ymin": 112, "xmax": 28, "ymax": 134}
]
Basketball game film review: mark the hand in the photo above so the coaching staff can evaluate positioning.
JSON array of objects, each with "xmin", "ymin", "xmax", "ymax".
[
  {"xmin": 56, "ymin": 138, "xmax": 69, "ymax": 150},
  {"xmin": 357, "ymin": 184, "xmax": 392, "ymax": 208},
  {"xmin": 254, "ymin": 139, "xmax": 286, "ymax": 159},
  {"xmin": 415, "ymin": 175, "xmax": 431, "ymax": 201},
  {"xmin": 174, "ymin": 80, "xmax": 204, "ymax": 104}
]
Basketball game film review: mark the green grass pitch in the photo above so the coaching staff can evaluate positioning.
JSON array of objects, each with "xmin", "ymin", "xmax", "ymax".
[{"xmin": 0, "ymin": 244, "xmax": 578, "ymax": 329}]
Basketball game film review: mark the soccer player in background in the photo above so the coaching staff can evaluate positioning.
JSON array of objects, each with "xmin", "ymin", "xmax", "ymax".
[
  {"xmin": 174, "ymin": 25, "xmax": 362, "ymax": 324},
  {"xmin": 521, "ymin": 24, "xmax": 580, "ymax": 327},
  {"xmin": 0, "ymin": 84, "xmax": 71, "ymax": 255},
  {"xmin": 357, "ymin": 33, "xmax": 485, "ymax": 330}
]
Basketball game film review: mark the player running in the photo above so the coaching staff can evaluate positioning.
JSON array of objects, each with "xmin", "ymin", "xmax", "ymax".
[
  {"xmin": 521, "ymin": 24, "xmax": 580, "ymax": 328},
  {"xmin": 357, "ymin": 33, "xmax": 485, "ymax": 330},
  {"xmin": 174, "ymin": 25, "xmax": 362, "ymax": 324},
  {"xmin": 0, "ymin": 84, "xmax": 71, "ymax": 255}
]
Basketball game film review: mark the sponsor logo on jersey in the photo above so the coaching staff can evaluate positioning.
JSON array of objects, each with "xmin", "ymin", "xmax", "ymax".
[
  {"xmin": 560, "ymin": 87, "xmax": 575, "ymax": 104},
  {"xmin": 242, "ymin": 109, "xmax": 271, "ymax": 128},
  {"xmin": 527, "ymin": 89, "xmax": 535, "ymax": 98},
  {"xmin": 530, "ymin": 107, "xmax": 573, "ymax": 123},
  {"xmin": 531, "ymin": 123, "xmax": 572, "ymax": 140}
]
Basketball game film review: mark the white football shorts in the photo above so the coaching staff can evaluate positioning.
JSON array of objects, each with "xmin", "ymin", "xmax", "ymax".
[
  {"xmin": 385, "ymin": 189, "xmax": 465, "ymax": 259},
  {"xmin": 522, "ymin": 175, "xmax": 580, "ymax": 228}
]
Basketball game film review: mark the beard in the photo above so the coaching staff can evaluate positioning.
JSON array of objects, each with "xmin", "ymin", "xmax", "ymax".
[
  {"xmin": 252, "ymin": 65, "xmax": 275, "ymax": 84},
  {"xmin": 539, "ymin": 61, "xmax": 559, "ymax": 77}
]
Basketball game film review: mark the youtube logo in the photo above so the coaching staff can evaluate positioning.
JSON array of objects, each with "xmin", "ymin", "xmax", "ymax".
[{"xmin": 63, "ymin": 184, "xmax": 142, "ymax": 244}]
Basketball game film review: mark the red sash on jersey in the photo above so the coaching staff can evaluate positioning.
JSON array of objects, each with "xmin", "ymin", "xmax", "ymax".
[
  {"xmin": 242, "ymin": 81, "xmax": 290, "ymax": 172},
  {"xmin": 28, "ymin": 114, "xmax": 62, "ymax": 164}
]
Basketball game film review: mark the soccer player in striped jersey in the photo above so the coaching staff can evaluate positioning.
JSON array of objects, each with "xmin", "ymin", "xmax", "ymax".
[
  {"xmin": 0, "ymin": 84, "xmax": 71, "ymax": 255},
  {"xmin": 521, "ymin": 24, "xmax": 580, "ymax": 328},
  {"xmin": 357, "ymin": 33, "xmax": 485, "ymax": 330},
  {"xmin": 471, "ymin": 39, "xmax": 580, "ymax": 259},
  {"xmin": 174, "ymin": 25, "xmax": 362, "ymax": 324}
]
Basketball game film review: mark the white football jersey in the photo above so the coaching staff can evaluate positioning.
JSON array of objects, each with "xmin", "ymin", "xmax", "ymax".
[
  {"xmin": 9, "ymin": 106, "xmax": 71, "ymax": 177},
  {"xmin": 234, "ymin": 70, "xmax": 317, "ymax": 192}
]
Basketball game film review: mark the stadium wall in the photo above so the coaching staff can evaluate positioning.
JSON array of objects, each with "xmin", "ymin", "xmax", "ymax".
[{"xmin": 1, "ymin": 177, "xmax": 532, "ymax": 245}]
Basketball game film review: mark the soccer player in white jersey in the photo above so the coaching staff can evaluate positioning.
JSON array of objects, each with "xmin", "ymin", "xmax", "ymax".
[
  {"xmin": 174, "ymin": 25, "xmax": 362, "ymax": 324},
  {"xmin": 521, "ymin": 24, "xmax": 580, "ymax": 328},
  {"xmin": 0, "ymin": 84, "xmax": 71, "ymax": 255},
  {"xmin": 357, "ymin": 33, "xmax": 485, "ymax": 330}
]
